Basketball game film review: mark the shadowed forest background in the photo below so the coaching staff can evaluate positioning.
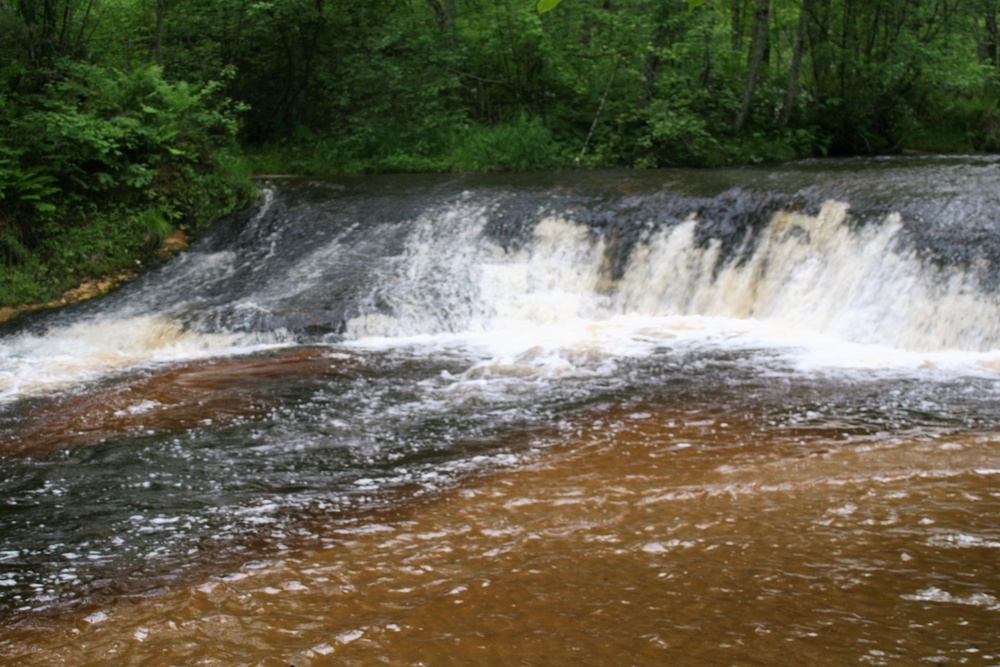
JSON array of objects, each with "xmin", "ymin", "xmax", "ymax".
[{"xmin": 1, "ymin": 0, "xmax": 999, "ymax": 306}]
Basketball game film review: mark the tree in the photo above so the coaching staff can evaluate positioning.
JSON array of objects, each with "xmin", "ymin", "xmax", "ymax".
[
  {"xmin": 780, "ymin": 0, "xmax": 811, "ymax": 126},
  {"xmin": 733, "ymin": 0, "xmax": 769, "ymax": 131}
]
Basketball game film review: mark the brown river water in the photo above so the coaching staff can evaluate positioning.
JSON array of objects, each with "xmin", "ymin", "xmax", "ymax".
[
  {"xmin": 1, "ymin": 162, "xmax": 999, "ymax": 665},
  {"xmin": 1, "ymin": 369, "xmax": 997, "ymax": 666}
]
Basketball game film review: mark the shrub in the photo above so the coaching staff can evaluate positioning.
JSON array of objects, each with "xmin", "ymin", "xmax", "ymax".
[
  {"xmin": 446, "ymin": 116, "xmax": 565, "ymax": 172},
  {"xmin": 0, "ymin": 62, "xmax": 255, "ymax": 307}
]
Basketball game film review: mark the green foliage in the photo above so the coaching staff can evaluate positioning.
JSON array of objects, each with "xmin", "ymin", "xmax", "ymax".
[
  {"xmin": 245, "ymin": 115, "xmax": 565, "ymax": 175},
  {"xmin": 3, "ymin": 61, "xmax": 250, "ymax": 218},
  {"xmin": 226, "ymin": 0, "xmax": 996, "ymax": 173},
  {"xmin": 0, "ymin": 60, "xmax": 254, "ymax": 307},
  {"xmin": 447, "ymin": 116, "xmax": 565, "ymax": 172},
  {"xmin": 0, "ymin": 263, "xmax": 56, "ymax": 306}
]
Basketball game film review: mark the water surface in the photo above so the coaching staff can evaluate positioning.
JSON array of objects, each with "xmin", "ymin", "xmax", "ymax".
[{"xmin": 1, "ymin": 158, "xmax": 999, "ymax": 665}]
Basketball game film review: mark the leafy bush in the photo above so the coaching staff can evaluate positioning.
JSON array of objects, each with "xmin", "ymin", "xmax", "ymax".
[
  {"xmin": 446, "ymin": 116, "xmax": 565, "ymax": 172},
  {"xmin": 0, "ymin": 62, "xmax": 255, "ymax": 307},
  {"xmin": 245, "ymin": 115, "xmax": 566, "ymax": 176}
]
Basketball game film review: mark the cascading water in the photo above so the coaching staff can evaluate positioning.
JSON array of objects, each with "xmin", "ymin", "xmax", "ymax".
[{"xmin": 1, "ymin": 158, "xmax": 998, "ymax": 666}]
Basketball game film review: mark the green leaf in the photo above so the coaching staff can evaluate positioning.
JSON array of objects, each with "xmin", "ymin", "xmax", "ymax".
[
  {"xmin": 688, "ymin": 0, "xmax": 709, "ymax": 9},
  {"xmin": 537, "ymin": 0, "xmax": 563, "ymax": 14}
]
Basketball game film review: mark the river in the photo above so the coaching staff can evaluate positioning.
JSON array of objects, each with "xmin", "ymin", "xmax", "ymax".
[{"xmin": 0, "ymin": 158, "xmax": 998, "ymax": 665}]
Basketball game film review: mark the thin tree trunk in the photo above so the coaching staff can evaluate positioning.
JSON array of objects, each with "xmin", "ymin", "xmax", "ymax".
[
  {"xmin": 425, "ymin": 0, "xmax": 456, "ymax": 29},
  {"xmin": 74, "ymin": 0, "xmax": 95, "ymax": 54},
  {"xmin": 780, "ymin": 0, "xmax": 811, "ymax": 126},
  {"xmin": 735, "ymin": 0, "xmax": 770, "ymax": 132},
  {"xmin": 730, "ymin": 0, "xmax": 748, "ymax": 51},
  {"xmin": 155, "ymin": 0, "xmax": 165, "ymax": 66},
  {"xmin": 985, "ymin": 1, "xmax": 999, "ymax": 69},
  {"xmin": 0, "ymin": 0, "xmax": 29, "ymax": 56},
  {"xmin": 987, "ymin": 0, "xmax": 1000, "ymax": 88},
  {"xmin": 808, "ymin": 0, "xmax": 830, "ymax": 93},
  {"xmin": 578, "ymin": 56, "xmax": 621, "ymax": 163}
]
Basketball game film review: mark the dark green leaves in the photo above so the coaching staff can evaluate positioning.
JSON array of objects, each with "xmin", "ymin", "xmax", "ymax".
[{"xmin": 539, "ymin": 0, "xmax": 706, "ymax": 16}]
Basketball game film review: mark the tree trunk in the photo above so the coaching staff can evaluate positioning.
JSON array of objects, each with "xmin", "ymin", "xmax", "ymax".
[
  {"xmin": 425, "ymin": 0, "xmax": 456, "ymax": 29},
  {"xmin": 985, "ymin": 0, "xmax": 999, "ymax": 70},
  {"xmin": 155, "ymin": 0, "xmax": 165, "ymax": 66},
  {"xmin": 734, "ymin": 0, "xmax": 770, "ymax": 132},
  {"xmin": 780, "ymin": 0, "xmax": 811, "ymax": 127}
]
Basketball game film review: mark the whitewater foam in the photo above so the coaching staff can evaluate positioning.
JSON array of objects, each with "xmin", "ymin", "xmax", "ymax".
[{"xmin": 0, "ymin": 315, "xmax": 287, "ymax": 402}]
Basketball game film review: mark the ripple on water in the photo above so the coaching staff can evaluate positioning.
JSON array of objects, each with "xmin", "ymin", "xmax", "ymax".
[{"xmin": 2, "ymin": 403, "xmax": 997, "ymax": 666}]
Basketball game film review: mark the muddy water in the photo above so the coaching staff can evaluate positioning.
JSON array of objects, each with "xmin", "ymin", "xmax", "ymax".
[
  {"xmin": 1, "ymin": 397, "xmax": 997, "ymax": 666},
  {"xmin": 2, "ymin": 162, "xmax": 1000, "ymax": 665},
  {"xmin": 0, "ymin": 349, "xmax": 346, "ymax": 454}
]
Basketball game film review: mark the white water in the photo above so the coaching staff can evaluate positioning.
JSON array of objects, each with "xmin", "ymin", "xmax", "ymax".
[
  {"xmin": 0, "ymin": 316, "xmax": 283, "ymax": 402},
  {"xmin": 3, "ymin": 191, "xmax": 1000, "ymax": 404},
  {"xmin": 342, "ymin": 199, "xmax": 1000, "ymax": 377}
]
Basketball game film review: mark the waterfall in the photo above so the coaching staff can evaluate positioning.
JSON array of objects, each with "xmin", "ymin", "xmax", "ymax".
[
  {"xmin": 2, "ymin": 159, "xmax": 1000, "ymax": 402},
  {"xmin": 343, "ymin": 197, "xmax": 1000, "ymax": 353}
]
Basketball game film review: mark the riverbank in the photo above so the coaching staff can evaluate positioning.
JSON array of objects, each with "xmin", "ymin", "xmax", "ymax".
[{"xmin": 0, "ymin": 227, "xmax": 193, "ymax": 324}]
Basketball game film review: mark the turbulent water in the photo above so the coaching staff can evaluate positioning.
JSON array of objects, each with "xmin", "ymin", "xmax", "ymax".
[{"xmin": 1, "ymin": 157, "xmax": 999, "ymax": 665}]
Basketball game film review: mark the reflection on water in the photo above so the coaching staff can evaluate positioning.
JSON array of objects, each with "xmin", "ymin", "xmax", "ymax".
[{"xmin": 1, "ymin": 402, "xmax": 997, "ymax": 666}]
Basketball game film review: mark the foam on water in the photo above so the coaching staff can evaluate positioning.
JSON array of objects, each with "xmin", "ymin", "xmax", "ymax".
[
  {"xmin": 902, "ymin": 587, "xmax": 1000, "ymax": 611},
  {"xmin": 0, "ymin": 315, "xmax": 285, "ymax": 402},
  {"xmin": 341, "ymin": 198, "xmax": 1000, "ymax": 383}
]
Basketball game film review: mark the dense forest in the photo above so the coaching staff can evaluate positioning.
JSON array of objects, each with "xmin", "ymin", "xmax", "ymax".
[{"xmin": 1, "ymin": 0, "xmax": 998, "ymax": 307}]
